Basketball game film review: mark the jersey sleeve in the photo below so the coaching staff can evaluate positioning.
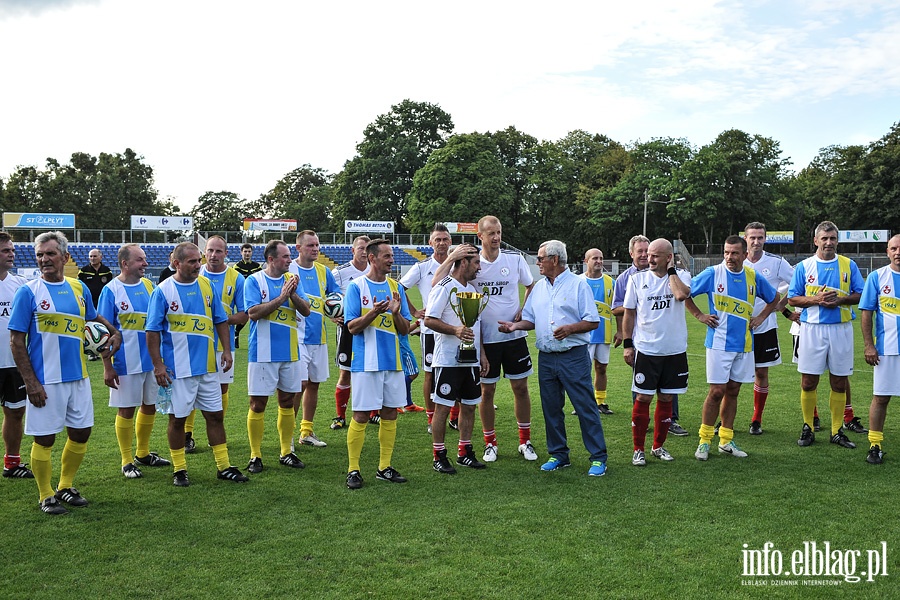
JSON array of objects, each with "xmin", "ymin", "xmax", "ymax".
[
  {"xmin": 788, "ymin": 262, "xmax": 807, "ymax": 299},
  {"xmin": 516, "ymin": 254, "xmax": 534, "ymax": 287},
  {"xmin": 145, "ymin": 287, "xmax": 167, "ymax": 331},
  {"xmin": 756, "ymin": 273, "xmax": 778, "ymax": 304},
  {"xmin": 578, "ymin": 280, "xmax": 600, "ymax": 322},
  {"xmin": 859, "ymin": 271, "xmax": 880, "ymax": 311},
  {"xmin": 612, "ymin": 272, "xmax": 628, "ymax": 309},
  {"xmin": 82, "ymin": 285, "xmax": 98, "ymax": 321},
  {"xmin": 425, "ymin": 284, "xmax": 448, "ymax": 320},
  {"xmin": 344, "ymin": 281, "xmax": 362, "ymax": 322},
  {"xmin": 398, "ymin": 286, "xmax": 412, "ymax": 321},
  {"xmin": 690, "ymin": 268, "xmax": 713, "ymax": 298},
  {"xmin": 325, "ymin": 269, "xmax": 340, "ymax": 295},
  {"xmin": 233, "ymin": 273, "xmax": 246, "ymax": 313},
  {"xmin": 8, "ymin": 285, "xmax": 35, "ymax": 333},
  {"xmin": 850, "ymin": 261, "xmax": 865, "ymax": 294},
  {"xmin": 623, "ymin": 276, "xmax": 637, "ymax": 310},
  {"xmin": 96, "ymin": 285, "xmax": 117, "ymax": 324},
  {"xmin": 243, "ymin": 274, "xmax": 262, "ymax": 311},
  {"xmin": 210, "ymin": 286, "xmax": 228, "ymax": 325},
  {"xmin": 399, "ymin": 264, "xmax": 420, "ymax": 289}
]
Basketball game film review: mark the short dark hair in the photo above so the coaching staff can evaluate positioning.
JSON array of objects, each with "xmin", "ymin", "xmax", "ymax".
[
  {"xmin": 173, "ymin": 242, "xmax": 199, "ymax": 263},
  {"xmin": 744, "ymin": 222, "xmax": 766, "ymax": 234},
  {"xmin": 241, "ymin": 243, "xmax": 253, "ymax": 251},
  {"xmin": 264, "ymin": 239, "xmax": 286, "ymax": 261},
  {"xmin": 366, "ymin": 239, "xmax": 391, "ymax": 258},
  {"xmin": 725, "ymin": 234, "xmax": 747, "ymax": 252},
  {"xmin": 432, "ymin": 223, "xmax": 449, "ymax": 234},
  {"xmin": 0, "ymin": 232, "xmax": 12, "ymax": 244},
  {"xmin": 296, "ymin": 230, "xmax": 317, "ymax": 244}
]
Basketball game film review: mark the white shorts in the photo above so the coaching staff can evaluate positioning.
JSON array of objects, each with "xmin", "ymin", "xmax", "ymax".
[
  {"xmin": 248, "ymin": 361, "xmax": 304, "ymax": 397},
  {"xmin": 797, "ymin": 322, "xmax": 854, "ymax": 377},
  {"xmin": 300, "ymin": 344, "xmax": 329, "ymax": 383},
  {"xmin": 215, "ymin": 351, "xmax": 235, "ymax": 384},
  {"xmin": 705, "ymin": 349, "xmax": 755, "ymax": 384},
  {"xmin": 170, "ymin": 372, "xmax": 222, "ymax": 418},
  {"xmin": 349, "ymin": 371, "xmax": 406, "ymax": 412},
  {"xmin": 25, "ymin": 378, "xmax": 94, "ymax": 436},
  {"xmin": 588, "ymin": 343, "xmax": 610, "ymax": 365},
  {"xmin": 874, "ymin": 355, "xmax": 900, "ymax": 396},
  {"xmin": 108, "ymin": 371, "xmax": 158, "ymax": 408}
]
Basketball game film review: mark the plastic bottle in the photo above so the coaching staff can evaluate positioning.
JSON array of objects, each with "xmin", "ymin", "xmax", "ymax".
[{"xmin": 156, "ymin": 370, "xmax": 175, "ymax": 414}]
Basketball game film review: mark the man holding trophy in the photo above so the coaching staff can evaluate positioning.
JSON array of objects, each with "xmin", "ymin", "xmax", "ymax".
[{"xmin": 425, "ymin": 245, "xmax": 490, "ymax": 474}]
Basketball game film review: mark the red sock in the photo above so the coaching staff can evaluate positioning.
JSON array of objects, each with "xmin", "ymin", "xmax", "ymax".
[
  {"xmin": 335, "ymin": 385, "xmax": 350, "ymax": 419},
  {"xmin": 631, "ymin": 401, "xmax": 650, "ymax": 451},
  {"xmin": 653, "ymin": 401, "xmax": 671, "ymax": 449},
  {"xmin": 752, "ymin": 384, "xmax": 768, "ymax": 423},
  {"xmin": 433, "ymin": 443, "xmax": 445, "ymax": 459},
  {"xmin": 458, "ymin": 440, "xmax": 470, "ymax": 457},
  {"xmin": 426, "ymin": 411, "xmax": 434, "ymax": 424},
  {"xmin": 483, "ymin": 430, "xmax": 497, "ymax": 447},
  {"xmin": 4, "ymin": 454, "xmax": 21, "ymax": 469},
  {"xmin": 517, "ymin": 422, "xmax": 531, "ymax": 445},
  {"xmin": 370, "ymin": 410, "xmax": 379, "ymax": 419},
  {"xmin": 449, "ymin": 403, "xmax": 460, "ymax": 420},
  {"xmin": 814, "ymin": 406, "xmax": 819, "ymax": 419},
  {"xmin": 844, "ymin": 403, "xmax": 854, "ymax": 423}
]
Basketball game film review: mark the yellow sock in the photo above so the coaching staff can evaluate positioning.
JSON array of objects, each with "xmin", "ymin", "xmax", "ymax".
[
  {"xmin": 300, "ymin": 419, "xmax": 314, "ymax": 439},
  {"xmin": 211, "ymin": 443, "xmax": 230, "ymax": 471},
  {"xmin": 134, "ymin": 410, "xmax": 155, "ymax": 458},
  {"xmin": 378, "ymin": 418, "xmax": 397, "ymax": 471},
  {"xmin": 595, "ymin": 389, "xmax": 606, "ymax": 406},
  {"xmin": 719, "ymin": 426, "xmax": 734, "ymax": 447},
  {"xmin": 170, "ymin": 447, "xmax": 186, "ymax": 473},
  {"xmin": 115, "ymin": 415, "xmax": 135, "ymax": 466},
  {"xmin": 221, "ymin": 391, "xmax": 229, "ymax": 415},
  {"xmin": 869, "ymin": 430, "xmax": 885, "ymax": 448},
  {"xmin": 248, "ymin": 409, "xmax": 265, "ymax": 459},
  {"xmin": 698, "ymin": 423, "xmax": 715, "ymax": 445},
  {"xmin": 31, "ymin": 442, "xmax": 54, "ymax": 502},
  {"xmin": 829, "ymin": 391, "xmax": 846, "ymax": 435},
  {"xmin": 185, "ymin": 409, "xmax": 196, "ymax": 435},
  {"xmin": 58, "ymin": 439, "xmax": 87, "ymax": 491},
  {"xmin": 800, "ymin": 389, "xmax": 817, "ymax": 428},
  {"xmin": 346, "ymin": 419, "xmax": 367, "ymax": 472},
  {"xmin": 277, "ymin": 407, "xmax": 295, "ymax": 457}
]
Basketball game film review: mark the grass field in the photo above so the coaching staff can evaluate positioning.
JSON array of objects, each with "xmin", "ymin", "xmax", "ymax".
[{"xmin": 1, "ymin": 292, "xmax": 897, "ymax": 599}]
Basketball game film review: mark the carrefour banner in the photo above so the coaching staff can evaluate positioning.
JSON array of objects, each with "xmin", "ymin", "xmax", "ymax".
[
  {"xmin": 131, "ymin": 215, "xmax": 194, "ymax": 230},
  {"xmin": 840, "ymin": 230, "xmax": 890, "ymax": 243},
  {"xmin": 243, "ymin": 219, "xmax": 297, "ymax": 231},
  {"xmin": 3, "ymin": 212, "xmax": 75, "ymax": 229},
  {"xmin": 345, "ymin": 220, "xmax": 394, "ymax": 233}
]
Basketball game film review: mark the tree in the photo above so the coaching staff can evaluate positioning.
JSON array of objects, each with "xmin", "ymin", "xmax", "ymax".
[
  {"xmin": 249, "ymin": 164, "xmax": 334, "ymax": 231},
  {"xmin": 490, "ymin": 126, "xmax": 539, "ymax": 232},
  {"xmin": 333, "ymin": 99, "xmax": 454, "ymax": 230},
  {"xmin": 192, "ymin": 191, "xmax": 249, "ymax": 232},
  {"xmin": 406, "ymin": 133, "xmax": 513, "ymax": 234}
]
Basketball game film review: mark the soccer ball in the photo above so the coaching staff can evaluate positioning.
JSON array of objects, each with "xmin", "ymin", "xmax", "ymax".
[
  {"xmin": 323, "ymin": 292, "xmax": 344, "ymax": 319},
  {"xmin": 83, "ymin": 322, "xmax": 111, "ymax": 358}
]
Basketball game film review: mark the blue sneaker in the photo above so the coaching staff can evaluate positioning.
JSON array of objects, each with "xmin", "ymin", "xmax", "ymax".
[
  {"xmin": 588, "ymin": 461, "xmax": 607, "ymax": 477},
  {"xmin": 540, "ymin": 457, "xmax": 570, "ymax": 471}
]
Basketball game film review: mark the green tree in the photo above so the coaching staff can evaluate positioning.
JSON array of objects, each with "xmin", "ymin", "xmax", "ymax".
[
  {"xmin": 249, "ymin": 164, "xmax": 334, "ymax": 231},
  {"xmin": 490, "ymin": 126, "xmax": 539, "ymax": 232},
  {"xmin": 192, "ymin": 191, "xmax": 249, "ymax": 232}
]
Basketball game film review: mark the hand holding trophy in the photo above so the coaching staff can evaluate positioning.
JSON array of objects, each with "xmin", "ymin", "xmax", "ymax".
[{"xmin": 448, "ymin": 286, "xmax": 489, "ymax": 363}]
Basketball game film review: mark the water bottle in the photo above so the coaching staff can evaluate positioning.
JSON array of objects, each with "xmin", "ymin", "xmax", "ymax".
[{"xmin": 156, "ymin": 370, "xmax": 175, "ymax": 414}]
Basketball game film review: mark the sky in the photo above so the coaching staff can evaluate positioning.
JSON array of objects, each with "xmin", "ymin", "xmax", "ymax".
[{"xmin": 1, "ymin": 0, "xmax": 898, "ymax": 213}]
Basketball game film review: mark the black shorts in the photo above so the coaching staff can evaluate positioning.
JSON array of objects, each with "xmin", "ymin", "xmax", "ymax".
[
  {"xmin": 482, "ymin": 337, "xmax": 533, "ymax": 383},
  {"xmin": 0, "ymin": 367, "xmax": 26, "ymax": 406},
  {"xmin": 433, "ymin": 366, "xmax": 481, "ymax": 406},
  {"xmin": 421, "ymin": 333, "xmax": 435, "ymax": 372},
  {"xmin": 753, "ymin": 328, "xmax": 781, "ymax": 367},
  {"xmin": 336, "ymin": 322, "xmax": 353, "ymax": 370},
  {"xmin": 632, "ymin": 351, "xmax": 689, "ymax": 395}
]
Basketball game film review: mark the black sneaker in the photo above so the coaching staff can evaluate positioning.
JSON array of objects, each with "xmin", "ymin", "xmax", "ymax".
[
  {"xmin": 279, "ymin": 453, "xmax": 305, "ymax": 469},
  {"xmin": 217, "ymin": 466, "xmax": 249, "ymax": 482},
  {"xmin": 369, "ymin": 414, "xmax": 381, "ymax": 425},
  {"xmin": 346, "ymin": 470, "xmax": 363, "ymax": 489},
  {"xmin": 173, "ymin": 469, "xmax": 190, "ymax": 487},
  {"xmin": 830, "ymin": 430, "xmax": 856, "ymax": 449},
  {"xmin": 669, "ymin": 421, "xmax": 688, "ymax": 436},
  {"xmin": 867, "ymin": 445, "xmax": 884, "ymax": 464},
  {"xmin": 247, "ymin": 457, "xmax": 263, "ymax": 473},
  {"xmin": 185, "ymin": 434, "xmax": 197, "ymax": 454},
  {"xmin": 598, "ymin": 404, "xmax": 613, "ymax": 415},
  {"xmin": 749, "ymin": 420, "xmax": 763, "ymax": 436},
  {"xmin": 134, "ymin": 452, "xmax": 171, "ymax": 467},
  {"xmin": 330, "ymin": 417, "xmax": 346, "ymax": 430},
  {"xmin": 844, "ymin": 417, "xmax": 868, "ymax": 434},
  {"xmin": 448, "ymin": 419, "xmax": 459, "ymax": 431},
  {"xmin": 122, "ymin": 463, "xmax": 143, "ymax": 479},
  {"xmin": 2, "ymin": 463, "xmax": 34, "ymax": 478},
  {"xmin": 813, "ymin": 416, "xmax": 821, "ymax": 432},
  {"xmin": 40, "ymin": 496, "xmax": 68, "ymax": 515},
  {"xmin": 433, "ymin": 449, "xmax": 457, "ymax": 475},
  {"xmin": 714, "ymin": 421, "xmax": 721, "ymax": 436},
  {"xmin": 375, "ymin": 466, "xmax": 408, "ymax": 483},
  {"xmin": 457, "ymin": 444, "xmax": 487, "ymax": 469},
  {"xmin": 55, "ymin": 487, "xmax": 88, "ymax": 507},
  {"xmin": 798, "ymin": 423, "xmax": 815, "ymax": 446}
]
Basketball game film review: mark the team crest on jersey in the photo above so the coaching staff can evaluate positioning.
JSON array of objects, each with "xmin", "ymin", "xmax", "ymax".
[
  {"xmin": 170, "ymin": 301, "xmax": 179, "ymax": 312},
  {"xmin": 807, "ymin": 274, "xmax": 816, "ymax": 284},
  {"xmin": 883, "ymin": 285, "xmax": 892, "ymax": 295},
  {"xmin": 749, "ymin": 285, "xmax": 754, "ymax": 295},
  {"xmin": 501, "ymin": 267, "xmax": 509, "ymax": 276},
  {"xmin": 79, "ymin": 297, "xmax": 85, "ymax": 308},
  {"xmin": 40, "ymin": 299, "xmax": 50, "ymax": 310},
  {"xmin": 261, "ymin": 289, "xmax": 267, "ymax": 300},
  {"xmin": 362, "ymin": 296, "xmax": 369, "ymax": 306},
  {"xmin": 717, "ymin": 283, "xmax": 724, "ymax": 293},
  {"xmin": 120, "ymin": 301, "xmax": 129, "ymax": 311},
  {"xmin": 762, "ymin": 268, "xmax": 770, "ymax": 276}
]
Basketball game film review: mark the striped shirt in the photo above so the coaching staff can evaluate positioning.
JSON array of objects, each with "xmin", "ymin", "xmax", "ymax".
[
  {"xmin": 788, "ymin": 255, "xmax": 863, "ymax": 324},
  {"xmin": 97, "ymin": 277, "xmax": 155, "ymax": 376},
  {"xmin": 859, "ymin": 266, "xmax": 900, "ymax": 356},
  {"xmin": 244, "ymin": 271, "xmax": 304, "ymax": 363},
  {"xmin": 345, "ymin": 276, "xmax": 411, "ymax": 372}
]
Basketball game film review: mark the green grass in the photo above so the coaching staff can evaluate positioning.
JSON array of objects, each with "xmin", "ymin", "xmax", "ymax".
[{"xmin": 1, "ymin": 294, "xmax": 897, "ymax": 599}]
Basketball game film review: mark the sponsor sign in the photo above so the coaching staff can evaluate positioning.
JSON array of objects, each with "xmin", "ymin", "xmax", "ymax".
[
  {"xmin": 344, "ymin": 220, "xmax": 394, "ymax": 233},
  {"xmin": 131, "ymin": 215, "xmax": 194, "ymax": 230},
  {"xmin": 242, "ymin": 219, "xmax": 298, "ymax": 231},
  {"xmin": 443, "ymin": 222, "xmax": 479, "ymax": 234},
  {"xmin": 3, "ymin": 212, "xmax": 75, "ymax": 229},
  {"xmin": 840, "ymin": 230, "xmax": 890, "ymax": 243}
]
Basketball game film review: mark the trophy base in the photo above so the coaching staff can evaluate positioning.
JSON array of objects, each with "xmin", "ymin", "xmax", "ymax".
[{"xmin": 456, "ymin": 346, "xmax": 478, "ymax": 364}]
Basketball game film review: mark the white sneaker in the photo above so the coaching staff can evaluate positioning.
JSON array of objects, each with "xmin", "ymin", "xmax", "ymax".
[
  {"xmin": 483, "ymin": 444, "xmax": 498, "ymax": 462},
  {"xmin": 518, "ymin": 441, "xmax": 538, "ymax": 461},
  {"xmin": 718, "ymin": 440, "xmax": 748, "ymax": 457},
  {"xmin": 300, "ymin": 433, "xmax": 327, "ymax": 448},
  {"xmin": 695, "ymin": 442, "xmax": 710, "ymax": 461},
  {"xmin": 650, "ymin": 446, "xmax": 674, "ymax": 461},
  {"xmin": 632, "ymin": 449, "xmax": 646, "ymax": 466}
]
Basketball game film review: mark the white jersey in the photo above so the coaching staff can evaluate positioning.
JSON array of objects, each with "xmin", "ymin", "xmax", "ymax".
[
  {"xmin": 0, "ymin": 272, "xmax": 28, "ymax": 368},
  {"xmin": 744, "ymin": 251, "xmax": 793, "ymax": 333},
  {"xmin": 474, "ymin": 250, "xmax": 533, "ymax": 344},
  {"xmin": 623, "ymin": 269, "xmax": 691, "ymax": 356},
  {"xmin": 426, "ymin": 276, "xmax": 482, "ymax": 368},
  {"xmin": 399, "ymin": 256, "xmax": 442, "ymax": 334},
  {"xmin": 331, "ymin": 261, "xmax": 369, "ymax": 294}
]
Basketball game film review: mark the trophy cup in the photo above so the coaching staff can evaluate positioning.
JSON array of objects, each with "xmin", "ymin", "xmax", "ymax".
[{"xmin": 448, "ymin": 287, "xmax": 489, "ymax": 363}]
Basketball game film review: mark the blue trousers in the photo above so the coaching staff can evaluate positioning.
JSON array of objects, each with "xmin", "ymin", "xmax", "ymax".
[{"xmin": 538, "ymin": 346, "xmax": 608, "ymax": 463}]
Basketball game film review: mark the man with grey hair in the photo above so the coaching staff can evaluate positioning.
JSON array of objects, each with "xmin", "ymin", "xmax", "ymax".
[
  {"xmin": 788, "ymin": 221, "xmax": 865, "ymax": 449},
  {"xmin": 499, "ymin": 240, "xmax": 608, "ymax": 477}
]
